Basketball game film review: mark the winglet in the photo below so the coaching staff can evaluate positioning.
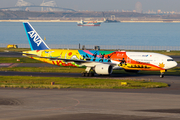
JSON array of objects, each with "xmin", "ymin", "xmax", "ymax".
[{"xmin": 23, "ymin": 22, "xmax": 50, "ymax": 50}]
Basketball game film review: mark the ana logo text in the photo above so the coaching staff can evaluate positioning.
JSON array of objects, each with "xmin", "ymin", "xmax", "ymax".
[
  {"xmin": 142, "ymin": 55, "xmax": 148, "ymax": 57},
  {"xmin": 28, "ymin": 31, "xmax": 42, "ymax": 46}
]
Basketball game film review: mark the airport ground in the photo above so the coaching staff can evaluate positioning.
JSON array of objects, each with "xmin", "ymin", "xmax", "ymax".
[
  {"xmin": 1, "ymin": 74, "xmax": 180, "ymax": 120},
  {"xmin": 0, "ymin": 52, "xmax": 180, "ymax": 120}
]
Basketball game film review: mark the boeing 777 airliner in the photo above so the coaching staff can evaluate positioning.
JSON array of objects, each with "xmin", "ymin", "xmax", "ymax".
[{"xmin": 22, "ymin": 22, "xmax": 177, "ymax": 78}]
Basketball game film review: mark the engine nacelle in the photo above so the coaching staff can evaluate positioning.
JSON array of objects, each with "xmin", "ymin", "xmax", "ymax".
[{"xmin": 94, "ymin": 64, "xmax": 113, "ymax": 75}]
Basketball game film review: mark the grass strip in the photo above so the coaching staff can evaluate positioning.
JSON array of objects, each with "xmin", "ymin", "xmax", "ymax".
[
  {"xmin": 0, "ymin": 48, "xmax": 30, "ymax": 52},
  {"xmin": 0, "ymin": 76, "xmax": 168, "ymax": 89},
  {"xmin": 0, "ymin": 67, "xmax": 85, "ymax": 73},
  {"xmin": 0, "ymin": 67, "xmax": 180, "ymax": 75},
  {"xmin": 0, "ymin": 57, "xmax": 43, "ymax": 63}
]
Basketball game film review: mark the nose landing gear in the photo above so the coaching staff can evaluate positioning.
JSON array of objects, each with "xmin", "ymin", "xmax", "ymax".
[
  {"xmin": 160, "ymin": 70, "xmax": 166, "ymax": 78},
  {"xmin": 160, "ymin": 73, "xmax": 164, "ymax": 78}
]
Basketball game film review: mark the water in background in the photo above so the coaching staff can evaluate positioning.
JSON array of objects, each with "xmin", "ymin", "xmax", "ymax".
[{"xmin": 0, "ymin": 22, "xmax": 180, "ymax": 46}]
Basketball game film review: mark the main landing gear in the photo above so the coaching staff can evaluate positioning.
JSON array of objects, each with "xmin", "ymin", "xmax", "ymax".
[
  {"xmin": 81, "ymin": 72, "xmax": 94, "ymax": 77},
  {"xmin": 81, "ymin": 67, "xmax": 95, "ymax": 77}
]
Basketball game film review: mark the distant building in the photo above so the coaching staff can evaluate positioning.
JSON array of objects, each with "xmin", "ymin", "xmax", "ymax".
[
  {"xmin": 15, "ymin": 0, "xmax": 33, "ymax": 7},
  {"xmin": 135, "ymin": 2, "xmax": 142, "ymax": 13},
  {"xmin": 157, "ymin": 9, "xmax": 162, "ymax": 14},
  {"xmin": 40, "ymin": 0, "xmax": 57, "ymax": 11}
]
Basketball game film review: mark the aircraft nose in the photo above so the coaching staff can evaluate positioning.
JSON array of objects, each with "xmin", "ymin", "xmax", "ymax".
[
  {"xmin": 165, "ymin": 61, "xmax": 177, "ymax": 69},
  {"xmin": 173, "ymin": 61, "xmax": 178, "ymax": 68},
  {"xmin": 170, "ymin": 61, "xmax": 178, "ymax": 68}
]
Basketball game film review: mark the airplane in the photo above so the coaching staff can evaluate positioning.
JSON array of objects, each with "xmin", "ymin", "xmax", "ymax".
[{"xmin": 22, "ymin": 22, "xmax": 177, "ymax": 78}]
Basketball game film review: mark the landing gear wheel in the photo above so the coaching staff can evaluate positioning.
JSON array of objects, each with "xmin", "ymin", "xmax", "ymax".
[
  {"xmin": 82, "ymin": 72, "xmax": 94, "ymax": 77},
  {"xmin": 85, "ymin": 73, "xmax": 89, "ymax": 77},
  {"xmin": 160, "ymin": 70, "xmax": 165, "ymax": 78},
  {"xmin": 89, "ymin": 73, "xmax": 94, "ymax": 77},
  {"xmin": 160, "ymin": 74, "xmax": 164, "ymax": 78},
  {"xmin": 81, "ymin": 73, "xmax": 85, "ymax": 77},
  {"xmin": 160, "ymin": 73, "xmax": 164, "ymax": 78}
]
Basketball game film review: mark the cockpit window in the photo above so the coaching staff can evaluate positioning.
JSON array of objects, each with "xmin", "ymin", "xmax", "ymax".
[{"xmin": 167, "ymin": 59, "xmax": 174, "ymax": 61}]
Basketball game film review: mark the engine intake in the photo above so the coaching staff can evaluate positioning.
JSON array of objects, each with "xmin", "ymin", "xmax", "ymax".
[{"xmin": 94, "ymin": 64, "xmax": 113, "ymax": 75}]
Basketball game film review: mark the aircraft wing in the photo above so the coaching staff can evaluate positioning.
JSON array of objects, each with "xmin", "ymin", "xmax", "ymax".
[
  {"xmin": 23, "ymin": 53, "xmax": 117, "ymax": 67},
  {"xmin": 50, "ymin": 57, "xmax": 118, "ymax": 67}
]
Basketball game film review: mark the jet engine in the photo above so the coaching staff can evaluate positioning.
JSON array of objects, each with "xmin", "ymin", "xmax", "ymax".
[{"xmin": 94, "ymin": 64, "xmax": 113, "ymax": 75}]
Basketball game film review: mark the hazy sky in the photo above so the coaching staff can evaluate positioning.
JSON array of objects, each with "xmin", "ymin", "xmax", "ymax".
[{"xmin": 1, "ymin": 0, "xmax": 180, "ymax": 12}]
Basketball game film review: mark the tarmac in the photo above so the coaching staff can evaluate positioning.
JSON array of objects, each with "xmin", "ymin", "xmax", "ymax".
[
  {"xmin": 0, "ymin": 72, "xmax": 180, "ymax": 120},
  {"xmin": 1, "ymin": 87, "xmax": 180, "ymax": 120}
]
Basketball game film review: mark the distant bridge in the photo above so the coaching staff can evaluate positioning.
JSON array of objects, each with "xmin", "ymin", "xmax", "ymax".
[{"xmin": 0, "ymin": 6, "xmax": 76, "ymax": 12}]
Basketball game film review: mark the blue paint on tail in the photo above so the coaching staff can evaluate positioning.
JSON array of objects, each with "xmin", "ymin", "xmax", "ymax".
[{"xmin": 23, "ymin": 22, "xmax": 50, "ymax": 50}]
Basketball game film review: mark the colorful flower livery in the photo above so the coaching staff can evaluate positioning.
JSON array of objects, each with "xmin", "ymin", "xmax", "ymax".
[{"xmin": 23, "ymin": 22, "xmax": 177, "ymax": 78}]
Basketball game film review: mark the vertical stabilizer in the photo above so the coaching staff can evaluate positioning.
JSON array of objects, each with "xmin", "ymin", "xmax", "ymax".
[{"xmin": 23, "ymin": 22, "xmax": 50, "ymax": 50}]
